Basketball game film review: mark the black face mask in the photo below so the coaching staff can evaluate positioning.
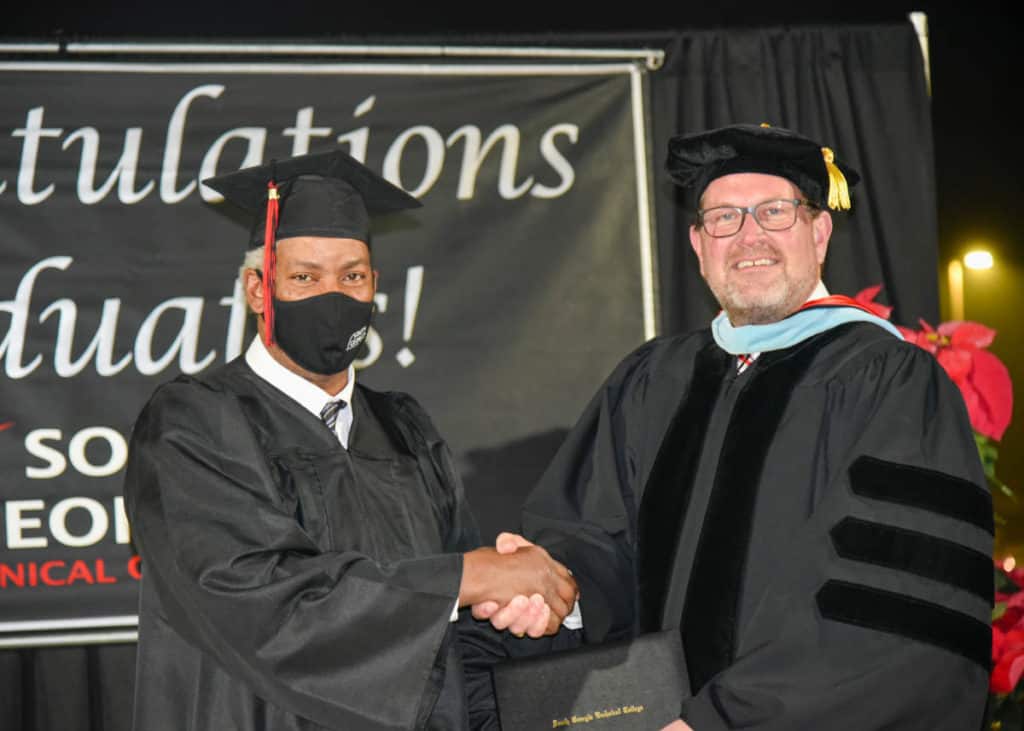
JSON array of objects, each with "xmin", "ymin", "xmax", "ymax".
[{"xmin": 272, "ymin": 292, "xmax": 374, "ymax": 375}]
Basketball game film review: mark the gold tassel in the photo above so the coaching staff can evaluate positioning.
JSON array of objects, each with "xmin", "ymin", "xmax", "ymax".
[{"xmin": 821, "ymin": 147, "xmax": 851, "ymax": 210}]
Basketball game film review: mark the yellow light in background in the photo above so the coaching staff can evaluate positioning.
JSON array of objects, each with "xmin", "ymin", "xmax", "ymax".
[
  {"xmin": 1005, "ymin": 556, "xmax": 1017, "ymax": 573},
  {"xmin": 964, "ymin": 249, "xmax": 994, "ymax": 270},
  {"xmin": 948, "ymin": 260, "xmax": 964, "ymax": 321}
]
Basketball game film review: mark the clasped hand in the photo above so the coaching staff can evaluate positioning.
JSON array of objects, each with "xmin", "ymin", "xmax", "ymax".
[{"xmin": 460, "ymin": 532, "xmax": 578, "ymax": 638}]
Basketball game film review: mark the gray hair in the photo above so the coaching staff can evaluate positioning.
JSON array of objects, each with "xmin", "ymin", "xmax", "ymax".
[{"xmin": 239, "ymin": 247, "xmax": 263, "ymax": 313}]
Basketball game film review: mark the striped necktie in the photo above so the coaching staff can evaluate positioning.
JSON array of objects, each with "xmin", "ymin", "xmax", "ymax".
[
  {"xmin": 736, "ymin": 353, "xmax": 759, "ymax": 374},
  {"xmin": 320, "ymin": 400, "xmax": 346, "ymax": 432}
]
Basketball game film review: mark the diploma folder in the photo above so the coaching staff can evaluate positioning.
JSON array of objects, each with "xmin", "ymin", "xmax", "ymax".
[{"xmin": 491, "ymin": 629, "xmax": 687, "ymax": 730}]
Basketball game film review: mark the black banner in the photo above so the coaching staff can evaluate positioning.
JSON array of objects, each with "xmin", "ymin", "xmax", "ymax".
[{"xmin": 0, "ymin": 60, "xmax": 656, "ymax": 645}]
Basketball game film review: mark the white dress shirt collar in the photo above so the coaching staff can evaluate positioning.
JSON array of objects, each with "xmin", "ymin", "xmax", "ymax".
[
  {"xmin": 808, "ymin": 280, "xmax": 830, "ymax": 300},
  {"xmin": 244, "ymin": 337, "xmax": 355, "ymax": 447}
]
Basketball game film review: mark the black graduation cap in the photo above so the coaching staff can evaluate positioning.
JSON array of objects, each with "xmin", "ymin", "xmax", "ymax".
[
  {"xmin": 665, "ymin": 123, "xmax": 861, "ymax": 211},
  {"xmin": 202, "ymin": 148, "xmax": 421, "ymax": 249},
  {"xmin": 200, "ymin": 149, "xmax": 420, "ymax": 347}
]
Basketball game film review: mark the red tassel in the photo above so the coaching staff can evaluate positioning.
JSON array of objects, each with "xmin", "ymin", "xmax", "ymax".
[{"xmin": 262, "ymin": 181, "xmax": 280, "ymax": 346}]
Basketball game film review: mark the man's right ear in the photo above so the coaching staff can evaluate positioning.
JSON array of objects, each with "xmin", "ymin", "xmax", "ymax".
[
  {"xmin": 243, "ymin": 269, "xmax": 265, "ymax": 315},
  {"xmin": 688, "ymin": 225, "xmax": 706, "ymax": 266}
]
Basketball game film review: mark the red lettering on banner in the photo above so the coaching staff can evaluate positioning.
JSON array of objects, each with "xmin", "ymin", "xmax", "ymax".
[
  {"xmin": 0, "ymin": 562, "xmax": 25, "ymax": 587},
  {"xmin": 40, "ymin": 560, "xmax": 66, "ymax": 585},
  {"xmin": 66, "ymin": 560, "xmax": 93, "ymax": 585},
  {"xmin": 127, "ymin": 554, "xmax": 142, "ymax": 580},
  {"xmin": 0, "ymin": 559, "xmax": 124, "ymax": 588},
  {"xmin": 95, "ymin": 559, "xmax": 117, "ymax": 584}
]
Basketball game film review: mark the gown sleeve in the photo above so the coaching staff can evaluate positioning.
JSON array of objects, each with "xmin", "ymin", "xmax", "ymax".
[
  {"xmin": 124, "ymin": 378, "xmax": 464, "ymax": 731},
  {"xmin": 453, "ymin": 344, "xmax": 668, "ymax": 731},
  {"xmin": 519, "ymin": 341, "xmax": 667, "ymax": 642},
  {"xmin": 677, "ymin": 344, "xmax": 993, "ymax": 730}
]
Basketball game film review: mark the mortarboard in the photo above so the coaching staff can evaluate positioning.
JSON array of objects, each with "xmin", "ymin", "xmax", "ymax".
[
  {"xmin": 665, "ymin": 123, "xmax": 861, "ymax": 212},
  {"xmin": 202, "ymin": 149, "xmax": 421, "ymax": 347}
]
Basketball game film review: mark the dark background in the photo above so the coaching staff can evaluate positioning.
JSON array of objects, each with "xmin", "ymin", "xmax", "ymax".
[
  {"xmin": 6, "ymin": 1, "xmax": 1022, "ymax": 548},
  {"xmin": 4, "ymin": 1, "xmax": 1016, "ymax": 271}
]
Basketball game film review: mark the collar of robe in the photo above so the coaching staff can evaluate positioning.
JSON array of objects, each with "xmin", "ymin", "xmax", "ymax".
[{"xmin": 711, "ymin": 295, "xmax": 904, "ymax": 356}]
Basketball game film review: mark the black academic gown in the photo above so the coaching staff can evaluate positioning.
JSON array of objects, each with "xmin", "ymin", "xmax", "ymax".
[
  {"xmin": 124, "ymin": 357, "xmax": 480, "ymax": 731},
  {"xmin": 521, "ymin": 322, "xmax": 993, "ymax": 730}
]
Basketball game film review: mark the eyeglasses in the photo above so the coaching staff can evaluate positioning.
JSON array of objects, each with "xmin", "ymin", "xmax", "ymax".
[{"xmin": 697, "ymin": 198, "xmax": 814, "ymax": 238}]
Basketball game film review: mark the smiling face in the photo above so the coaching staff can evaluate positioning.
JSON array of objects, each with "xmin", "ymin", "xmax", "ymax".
[{"xmin": 689, "ymin": 172, "xmax": 833, "ymax": 326}]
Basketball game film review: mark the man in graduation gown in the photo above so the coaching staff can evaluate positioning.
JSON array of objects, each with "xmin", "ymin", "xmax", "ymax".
[
  {"xmin": 122, "ymin": 150, "xmax": 577, "ymax": 731},
  {"xmin": 485, "ymin": 124, "xmax": 993, "ymax": 729}
]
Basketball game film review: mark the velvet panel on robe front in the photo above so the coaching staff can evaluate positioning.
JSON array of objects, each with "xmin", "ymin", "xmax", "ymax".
[{"xmin": 522, "ymin": 323, "xmax": 992, "ymax": 731}]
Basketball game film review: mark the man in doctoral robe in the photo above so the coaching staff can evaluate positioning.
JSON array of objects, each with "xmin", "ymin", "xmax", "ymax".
[
  {"xmin": 123, "ymin": 149, "xmax": 577, "ymax": 731},
  {"xmin": 485, "ymin": 124, "xmax": 993, "ymax": 729}
]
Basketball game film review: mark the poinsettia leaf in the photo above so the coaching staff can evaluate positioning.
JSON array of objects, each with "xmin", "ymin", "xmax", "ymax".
[
  {"xmin": 968, "ymin": 349, "xmax": 1014, "ymax": 441},
  {"xmin": 1007, "ymin": 630, "xmax": 1024, "ymax": 649},
  {"xmin": 997, "ymin": 608, "xmax": 1024, "ymax": 632},
  {"xmin": 975, "ymin": 433, "xmax": 1000, "ymax": 478},
  {"xmin": 1009, "ymin": 655, "xmax": 1024, "ymax": 693},
  {"xmin": 992, "ymin": 652, "xmax": 1024, "ymax": 694},
  {"xmin": 865, "ymin": 302, "xmax": 892, "ymax": 319},
  {"xmin": 937, "ymin": 320, "xmax": 961, "ymax": 337},
  {"xmin": 938, "ymin": 348, "xmax": 972, "ymax": 384},
  {"xmin": 995, "ymin": 625, "xmax": 1008, "ymax": 661},
  {"xmin": 853, "ymin": 284, "xmax": 893, "ymax": 319},
  {"xmin": 992, "ymin": 651, "xmax": 1024, "ymax": 694},
  {"xmin": 948, "ymin": 320, "xmax": 997, "ymax": 349},
  {"xmin": 855, "ymin": 284, "xmax": 884, "ymax": 302},
  {"xmin": 996, "ymin": 602, "xmax": 1009, "ymax": 621},
  {"xmin": 896, "ymin": 325, "xmax": 920, "ymax": 343},
  {"xmin": 900, "ymin": 327, "xmax": 938, "ymax": 352},
  {"xmin": 975, "ymin": 432, "xmax": 998, "ymax": 456}
]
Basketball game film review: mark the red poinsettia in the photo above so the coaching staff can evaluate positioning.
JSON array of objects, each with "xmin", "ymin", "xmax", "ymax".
[
  {"xmin": 993, "ymin": 568, "xmax": 1024, "ymax": 694},
  {"xmin": 853, "ymin": 283, "xmax": 894, "ymax": 320},
  {"xmin": 898, "ymin": 320, "xmax": 1012, "ymax": 441},
  {"xmin": 993, "ymin": 625, "xmax": 1024, "ymax": 694},
  {"xmin": 855, "ymin": 286, "xmax": 1013, "ymax": 441}
]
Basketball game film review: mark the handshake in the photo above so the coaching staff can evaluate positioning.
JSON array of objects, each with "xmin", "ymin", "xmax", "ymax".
[
  {"xmin": 459, "ymin": 532, "xmax": 579, "ymax": 638},
  {"xmin": 460, "ymin": 535, "xmax": 693, "ymax": 731}
]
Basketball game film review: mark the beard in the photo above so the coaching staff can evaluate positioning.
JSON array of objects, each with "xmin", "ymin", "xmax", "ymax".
[{"xmin": 709, "ymin": 260, "xmax": 820, "ymax": 326}]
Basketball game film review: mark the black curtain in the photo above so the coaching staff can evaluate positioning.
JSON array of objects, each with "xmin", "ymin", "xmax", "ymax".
[{"xmin": 0, "ymin": 21, "xmax": 937, "ymax": 731}]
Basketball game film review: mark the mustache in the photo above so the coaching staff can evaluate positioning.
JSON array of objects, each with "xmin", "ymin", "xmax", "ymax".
[{"xmin": 727, "ymin": 247, "xmax": 782, "ymax": 266}]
